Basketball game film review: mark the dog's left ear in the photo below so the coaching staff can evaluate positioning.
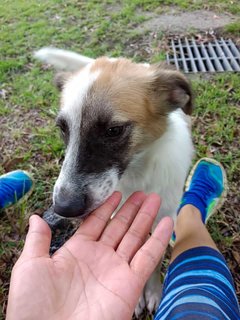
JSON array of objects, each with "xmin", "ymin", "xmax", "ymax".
[
  {"xmin": 150, "ymin": 66, "xmax": 193, "ymax": 115},
  {"xmin": 54, "ymin": 72, "xmax": 72, "ymax": 91}
]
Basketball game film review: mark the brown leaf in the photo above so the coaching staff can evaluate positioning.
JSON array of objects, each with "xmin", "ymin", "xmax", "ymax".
[
  {"xmin": 232, "ymin": 250, "xmax": 240, "ymax": 265},
  {"xmin": 2, "ymin": 157, "xmax": 24, "ymax": 171}
]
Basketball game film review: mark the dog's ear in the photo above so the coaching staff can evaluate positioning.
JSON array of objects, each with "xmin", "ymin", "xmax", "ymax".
[
  {"xmin": 150, "ymin": 65, "xmax": 193, "ymax": 115},
  {"xmin": 54, "ymin": 72, "xmax": 72, "ymax": 91}
]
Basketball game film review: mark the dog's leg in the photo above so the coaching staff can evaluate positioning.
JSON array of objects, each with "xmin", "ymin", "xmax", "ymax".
[
  {"xmin": 134, "ymin": 263, "xmax": 162, "ymax": 317},
  {"xmin": 144, "ymin": 263, "xmax": 162, "ymax": 314},
  {"xmin": 134, "ymin": 293, "xmax": 146, "ymax": 318}
]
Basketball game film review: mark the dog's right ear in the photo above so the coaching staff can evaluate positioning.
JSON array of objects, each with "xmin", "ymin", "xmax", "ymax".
[
  {"xmin": 150, "ymin": 64, "xmax": 193, "ymax": 115},
  {"xmin": 34, "ymin": 47, "xmax": 94, "ymax": 71},
  {"xmin": 54, "ymin": 72, "xmax": 72, "ymax": 91}
]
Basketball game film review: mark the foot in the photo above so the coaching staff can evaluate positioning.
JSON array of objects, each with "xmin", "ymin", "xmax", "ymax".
[
  {"xmin": 171, "ymin": 158, "xmax": 227, "ymax": 244},
  {"xmin": 0, "ymin": 170, "xmax": 33, "ymax": 209}
]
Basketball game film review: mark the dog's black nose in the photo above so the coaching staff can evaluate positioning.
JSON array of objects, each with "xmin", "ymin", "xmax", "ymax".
[{"xmin": 54, "ymin": 194, "xmax": 87, "ymax": 218}]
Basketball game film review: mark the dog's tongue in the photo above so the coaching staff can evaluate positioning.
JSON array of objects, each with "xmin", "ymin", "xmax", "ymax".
[{"xmin": 42, "ymin": 206, "xmax": 80, "ymax": 255}]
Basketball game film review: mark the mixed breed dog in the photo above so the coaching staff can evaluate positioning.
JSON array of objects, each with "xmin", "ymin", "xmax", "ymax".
[{"xmin": 35, "ymin": 47, "xmax": 194, "ymax": 316}]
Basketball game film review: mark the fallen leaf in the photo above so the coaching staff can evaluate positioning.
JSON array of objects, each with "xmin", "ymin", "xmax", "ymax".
[
  {"xmin": 2, "ymin": 157, "xmax": 24, "ymax": 171},
  {"xmin": 232, "ymin": 250, "xmax": 240, "ymax": 264}
]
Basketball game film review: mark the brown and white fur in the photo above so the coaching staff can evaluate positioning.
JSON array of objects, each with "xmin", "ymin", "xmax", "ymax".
[{"xmin": 35, "ymin": 47, "xmax": 194, "ymax": 316}]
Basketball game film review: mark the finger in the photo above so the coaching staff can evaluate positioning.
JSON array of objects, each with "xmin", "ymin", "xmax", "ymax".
[
  {"xmin": 116, "ymin": 193, "xmax": 161, "ymax": 262},
  {"xmin": 130, "ymin": 216, "xmax": 173, "ymax": 283},
  {"xmin": 74, "ymin": 191, "xmax": 122, "ymax": 240},
  {"xmin": 100, "ymin": 191, "xmax": 147, "ymax": 248},
  {"xmin": 22, "ymin": 215, "xmax": 51, "ymax": 259}
]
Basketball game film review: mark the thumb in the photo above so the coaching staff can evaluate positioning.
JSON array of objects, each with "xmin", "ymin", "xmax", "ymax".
[{"xmin": 22, "ymin": 215, "xmax": 51, "ymax": 259}]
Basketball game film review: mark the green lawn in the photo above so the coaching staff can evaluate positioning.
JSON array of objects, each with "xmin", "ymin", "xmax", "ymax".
[{"xmin": 0, "ymin": 0, "xmax": 239, "ymax": 318}]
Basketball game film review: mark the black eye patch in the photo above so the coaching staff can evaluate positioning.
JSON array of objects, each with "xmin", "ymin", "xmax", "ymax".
[{"xmin": 56, "ymin": 117, "xmax": 69, "ymax": 144}]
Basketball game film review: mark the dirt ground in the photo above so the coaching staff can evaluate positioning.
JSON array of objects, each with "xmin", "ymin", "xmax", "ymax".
[{"xmin": 141, "ymin": 8, "xmax": 238, "ymax": 33}]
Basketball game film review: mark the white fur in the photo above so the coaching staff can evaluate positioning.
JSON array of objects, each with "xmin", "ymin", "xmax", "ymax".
[
  {"xmin": 117, "ymin": 109, "xmax": 193, "ymax": 317},
  {"xmin": 117, "ymin": 109, "xmax": 194, "ymax": 225},
  {"xmin": 34, "ymin": 47, "xmax": 93, "ymax": 71},
  {"xmin": 88, "ymin": 168, "xmax": 119, "ymax": 211},
  {"xmin": 61, "ymin": 65, "xmax": 99, "ymax": 117}
]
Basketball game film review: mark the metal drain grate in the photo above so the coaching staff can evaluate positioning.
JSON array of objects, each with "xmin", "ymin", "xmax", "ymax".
[{"xmin": 166, "ymin": 37, "xmax": 240, "ymax": 73}]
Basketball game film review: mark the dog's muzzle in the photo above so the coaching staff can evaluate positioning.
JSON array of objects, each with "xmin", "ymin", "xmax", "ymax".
[{"xmin": 54, "ymin": 191, "xmax": 88, "ymax": 218}]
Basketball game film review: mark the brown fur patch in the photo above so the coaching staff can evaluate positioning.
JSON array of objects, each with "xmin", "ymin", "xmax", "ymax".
[
  {"xmin": 90, "ymin": 58, "xmax": 166, "ymax": 139},
  {"xmin": 89, "ymin": 57, "xmax": 192, "ymax": 142},
  {"xmin": 150, "ymin": 63, "xmax": 193, "ymax": 115}
]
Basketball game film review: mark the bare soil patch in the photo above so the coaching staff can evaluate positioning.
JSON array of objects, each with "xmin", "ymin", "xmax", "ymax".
[{"xmin": 139, "ymin": 9, "xmax": 238, "ymax": 33}]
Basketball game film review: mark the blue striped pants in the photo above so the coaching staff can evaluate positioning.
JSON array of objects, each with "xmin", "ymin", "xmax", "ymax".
[{"xmin": 154, "ymin": 247, "xmax": 240, "ymax": 320}]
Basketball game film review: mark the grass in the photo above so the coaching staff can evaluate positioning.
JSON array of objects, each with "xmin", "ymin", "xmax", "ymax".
[
  {"xmin": 157, "ymin": 0, "xmax": 240, "ymax": 14},
  {"xmin": 224, "ymin": 21, "xmax": 240, "ymax": 35},
  {"xmin": 0, "ymin": 0, "xmax": 240, "ymax": 318},
  {"xmin": 191, "ymin": 74, "xmax": 240, "ymax": 245}
]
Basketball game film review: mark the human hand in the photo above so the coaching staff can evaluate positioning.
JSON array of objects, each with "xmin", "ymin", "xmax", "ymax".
[{"xmin": 6, "ymin": 192, "xmax": 173, "ymax": 320}]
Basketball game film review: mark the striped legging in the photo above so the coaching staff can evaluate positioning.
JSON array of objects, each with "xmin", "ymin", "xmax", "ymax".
[{"xmin": 154, "ymin": 246, "xmax": 240, "ymax": 320}]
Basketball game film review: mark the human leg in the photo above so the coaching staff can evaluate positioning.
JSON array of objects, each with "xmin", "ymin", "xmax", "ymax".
[
  {"xmin": 155, "ymin": 158, "xmax": 239, "ymax": 319},
  {"xmin": 170, "ymin": 204, "xmax": 218, "ymax": 262}
]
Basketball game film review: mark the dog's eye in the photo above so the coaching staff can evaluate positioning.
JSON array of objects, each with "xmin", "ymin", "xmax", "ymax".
[{"xmin": 106, "ymin": 126, "xmax": 124, "ymax": 138}]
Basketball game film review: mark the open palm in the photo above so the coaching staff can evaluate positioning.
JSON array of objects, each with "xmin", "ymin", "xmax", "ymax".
[{"xmin": 7, "ymin": 192, "xmax": 173, "ymax": 320}]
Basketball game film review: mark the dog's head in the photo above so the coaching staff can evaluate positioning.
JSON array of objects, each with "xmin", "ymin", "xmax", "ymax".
[{"xmin": 50, "ymin": 56, "xmax": 192, "ymax": 218}]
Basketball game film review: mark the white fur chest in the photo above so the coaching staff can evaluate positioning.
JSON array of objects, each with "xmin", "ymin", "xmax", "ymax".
[{"xmin": 117, "ymin": 110, "xmax": 194, "ymax": 224}]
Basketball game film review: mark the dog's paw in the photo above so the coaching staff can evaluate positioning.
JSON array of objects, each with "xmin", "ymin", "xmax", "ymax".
[
  {"xmin": 144, "ymin": 274, "xmax": 162, "ymax": 314},
  {"xmin": 145, "ymin": 285, "xmax": 162, "ymax": 314},
  {"xmin": 134, "ymin": 294, "xmax": 146, "ymax": 318},
  {"xmin": 134, "ymin": 283, "xmax": 162, "ymax": 318},
  {"xmin": 135, "ymin": 266, "xmax": 163, "ymax": 317}
]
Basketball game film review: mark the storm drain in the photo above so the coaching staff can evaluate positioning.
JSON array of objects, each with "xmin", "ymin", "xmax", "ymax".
[{"xmin": 166, "ymin": 37, "xmax": 240, "ymax": 73}]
